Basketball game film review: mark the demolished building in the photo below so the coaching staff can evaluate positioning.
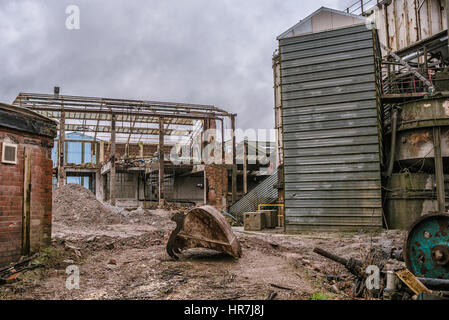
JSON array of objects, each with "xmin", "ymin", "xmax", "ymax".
[{"xmin": 12, "ymin": 91, "xmax": 273, "ymax": 213}]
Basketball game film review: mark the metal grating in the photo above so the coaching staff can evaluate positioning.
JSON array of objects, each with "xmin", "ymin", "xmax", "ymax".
[
  {"xmin": 279, "ymin": 24, "xmax": 383, "ymax": 232},
  {"xmin": 229, "ymin": 170, "xmax": 278, "ymax": 217}
]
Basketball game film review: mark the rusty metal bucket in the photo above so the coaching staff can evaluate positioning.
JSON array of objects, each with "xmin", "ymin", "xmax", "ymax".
[{"xmin": 166, "ymin": 205, "xmax": 242, "ymax": 259}]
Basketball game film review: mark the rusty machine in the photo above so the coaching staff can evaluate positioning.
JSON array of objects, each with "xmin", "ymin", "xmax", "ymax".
[
  {"xmin": 313, "ymin": 212, "xmax": 449, "ymax": 299},
  {"xmin": 405, "ymin": 213, "xmax": 449, "ymax": 280},
  {"xmin": 371, "ymin": 4, "xmax": 449, "ymax": 298},
  {"xmin": 166, "ymin": 205, "xmax": 242, "ymax": 259},
  {"xmin": 380, "ymin": 29, "xmax": 449, "ymax": 230}
]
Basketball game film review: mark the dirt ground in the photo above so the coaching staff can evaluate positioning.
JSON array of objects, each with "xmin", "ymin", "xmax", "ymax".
[{"xmin": 0, "ymin": 184, "xmax": 407, "ymax": 300}]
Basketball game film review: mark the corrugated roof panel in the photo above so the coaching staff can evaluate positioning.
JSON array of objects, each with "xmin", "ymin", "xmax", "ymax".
[
  {"xmin": 284, "ymin": 153, "xmax": 380, "ymax": 166},
  {"xmin": 283, "ymin": 101, "xmax": 376, "ymax": 116},
  {"xmin": 284, "ymin": 162, "xmax": 380, "ymax": 174},
  {"xmin": 281, "ymin": 48, "xmax": 374, "ymax": 67},
  {"xmin": 280, "ymin": 30, "xmax": 373, "ymax": 53},
  {"xmin": 283, "ymin": 91, "xmax": 377, "ymax": 108},
  {"xmin": 283, "ymin": 67, "xmax": 374, "ymax": 86},
  {"xmin": 285, "ymin": 180, "xmax": 381, "ymax": 191},
  {"xmin": 284, "ymin": 127, "xmax": 379, "ymax": 140},
  {"xmin": 281, "ymin": 39, "xmax": 374, "ymax": 61},
  {"xmin": 285, "ymin": 189, "xmax": 382, "ymax": 199},
  {"xmin": 284, "ymin": 171, "xmax": 380, "ymax": 182},
  {"xmin": 283, "ymin": 119, "xmax": 378, "ymax": 133},
  {"xmin": 279, "ymin": 24, "xmax": 382, "ymax": 232},
  {"xmin": 281, "ymin": 56, "xmax": 375, "ymax": 76},
  {"xmin": 283, "ymin": 83, "xmax": 375, "ymax": 100},
  {"xmin": 282, "ymin": 74, "xmax": 375, "ymax": 93},
  {"xmin": 283, "ymin": 135, "xmax": 379, "ymax": 149},
  {"xmin": 285, "ymin": 207, "xmax": 382, "ymax": 216},
  {"xmin": 283, "ymin": 109, "xmax": 378, "ymax": 124}
]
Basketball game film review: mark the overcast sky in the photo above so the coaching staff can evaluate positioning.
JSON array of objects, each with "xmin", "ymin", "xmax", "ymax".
[{"xmin": 0, "ymin": 0, "xmax": 353, "ymax": 133}]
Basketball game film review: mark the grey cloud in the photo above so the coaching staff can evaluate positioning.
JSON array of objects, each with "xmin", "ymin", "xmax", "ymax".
[{"xmin": 0, "ymin": 0, "xmax": 343, "ymax": 133}]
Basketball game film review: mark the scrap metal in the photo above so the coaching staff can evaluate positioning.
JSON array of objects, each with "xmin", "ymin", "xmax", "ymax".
[{"xmin": 166, "ymin": 205, "xmax": 242, "ymax": 260}]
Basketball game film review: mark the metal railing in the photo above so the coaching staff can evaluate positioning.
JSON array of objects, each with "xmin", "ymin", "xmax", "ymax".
[
  {"xmin": 345, "ymin": 0, "xmax": 382, "ymax": 15},
  {"xmin": 381, "ymin": 64, "xmax": 440, "ymax": 95}
]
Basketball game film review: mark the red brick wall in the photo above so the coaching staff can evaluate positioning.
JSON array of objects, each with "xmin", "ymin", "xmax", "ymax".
[
  {"xmin": 0, "ymin": 127, "xmax": 54, "ymax": 266},
  {"xmin": 205, "ymin": 164, "xmax": 228, "ymax": 210}
]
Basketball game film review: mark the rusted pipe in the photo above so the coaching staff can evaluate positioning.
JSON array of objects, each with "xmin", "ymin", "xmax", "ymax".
[
  {"xmin": 385, "ymin": 109, "xmax": 398, "ymax": 178},
  {"xmin": 313, "ymin": 247, "xmax": 363, "ymax": 276},
  {"xmin": 313, "ymin": 247, "xmax": 348, "ymax": 266},
  {"xmin": 418, "ymin": 277, "xmax": 449, "ymax": 291}
]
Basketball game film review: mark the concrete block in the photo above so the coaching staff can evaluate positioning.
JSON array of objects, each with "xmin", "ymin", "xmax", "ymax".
[
  {"xmin": 244, "ymin": 212, "xmax": 265, "ymax": 231},
  {"xmin": 260, "ymin": 210, "xmax": 278, "ymax": 228}
]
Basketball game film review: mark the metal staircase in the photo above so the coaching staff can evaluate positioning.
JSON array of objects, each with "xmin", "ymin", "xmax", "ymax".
[{"xmin": 229, "ymin": 169, "xmax": 279, "ymax": 216}]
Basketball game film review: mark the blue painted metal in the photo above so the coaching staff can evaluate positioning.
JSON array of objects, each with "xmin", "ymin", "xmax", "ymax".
[
  {"xmin": 405, "ymin": 213, "xmax": 449, "ymax": 279},
  {"xmin": 221, "ymin": 210, "xmax": 238, "ymax": 222}
]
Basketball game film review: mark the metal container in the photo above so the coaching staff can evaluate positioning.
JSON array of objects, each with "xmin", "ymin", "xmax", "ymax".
[
  {"xmin": 405, "ymin": 213, "xmax": 449, "ymax": 279},
  {"xmin": 395, "ymin": 97, "xmax": 449, "ymax": 171},
  {"xmin": 385, "ymin": 173, "xmax": 441, "ymax": 230},
  {"xmin": 385, "ymin": 96, "xmax": 449, "ymax": 228},
  {"xmin": 278, "ymin": 23, "xmax": 383, "ymax": 232}
]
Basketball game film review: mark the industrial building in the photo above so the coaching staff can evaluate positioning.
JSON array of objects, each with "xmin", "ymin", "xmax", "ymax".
[
  {"xmin": 272, "ymin": 1, "xmax": 449, "ymax": 231},
  {"xmin": 2, "ymin": 0, "xmax": 449, "ymax": 300}
]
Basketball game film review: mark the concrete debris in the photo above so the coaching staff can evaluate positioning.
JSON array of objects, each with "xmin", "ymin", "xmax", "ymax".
[
  {"xmin": 1, "ymin": 217, "xmax": 409, "ymax": 300},
  {"xmin": 53, "ymin": 184, "xmax": 126, "ymax": 226}
]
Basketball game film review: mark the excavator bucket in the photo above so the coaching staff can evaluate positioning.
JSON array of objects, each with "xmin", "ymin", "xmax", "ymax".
[{"xmin": 166, "ymin": 205, "xmax": 242, "ymax": 259}]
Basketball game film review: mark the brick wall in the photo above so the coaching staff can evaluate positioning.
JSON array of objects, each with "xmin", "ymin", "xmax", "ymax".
[
  {"xmin": 0, "ymin": 127, "xmax": 54, "ymax": 266},
  {"xmin": 205, "ymin": 164, "xmax": 228, "ymax": 210}
]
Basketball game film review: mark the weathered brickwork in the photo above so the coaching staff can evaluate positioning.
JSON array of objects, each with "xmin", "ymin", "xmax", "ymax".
[
  {"xmin": 0, "ymin": 127, "xmax": 54, "ymax": 266},
  {"xmin": 205, "ymin": 164, "xmax": 228, "ymax": 210}
]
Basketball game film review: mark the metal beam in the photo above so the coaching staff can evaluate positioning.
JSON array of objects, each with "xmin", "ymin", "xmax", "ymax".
[
  {"xmin": 14, "ymin": 93, "xmax": 231, "ymax": 116},
  {"xmin": 110, "ymin": 114, "xmax": 116, "ymax": 206},
  {"xmin": 446, "ymin": 0, "xmax": 449, "ymax": 51},
  {"xmin": 231, "ymin": 114, "xmax": 237, "ymax": 204},
  {"xmin": 23, "ymin": 105, "xmax": 224, "ymax": 121},
  {"xmin": 158, "ymin": 117, "xmax": 165, "ymax": 208},
  {"xmin": 433, "ymin": 126, "xmax": 446, "ymax": 213},
  {"xmin": 61, "ymin": 123, "xmax": 191, "ymax": 137},
  {"xmin": 243, "ymin": 139, "xmax": 248, "ymax": 194},
  {"xmin": 58, "ymin": 107, "xmax": 66, "ymax": 187}
]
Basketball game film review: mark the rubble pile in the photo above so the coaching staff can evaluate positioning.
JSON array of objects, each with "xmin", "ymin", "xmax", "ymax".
[{"xmin": 53, "ymin": 184, "xmax": 126, "ymax": 226}]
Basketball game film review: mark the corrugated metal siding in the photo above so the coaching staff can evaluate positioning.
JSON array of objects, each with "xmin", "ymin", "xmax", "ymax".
[
  {"xmin": 279, "ymin": 24, "xmax": 383, "ymax": 232},
  {"xmin": 367, "ymin": 0, "xmax": 447, "ymax": 53},
  {"xmin": 229, "ymin": 171, "xmax": 278, "ymax": 216}
]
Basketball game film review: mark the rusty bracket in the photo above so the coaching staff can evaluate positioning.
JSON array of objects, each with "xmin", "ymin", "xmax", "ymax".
[{"xmin": 396, "ymin": 269, "xmax": 432, "ymax": 295}]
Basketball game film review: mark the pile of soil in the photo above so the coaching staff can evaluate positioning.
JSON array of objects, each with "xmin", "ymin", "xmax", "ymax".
[{"xmin": 53, "ymin": 184, "xmax": 126, "ymax": 226}]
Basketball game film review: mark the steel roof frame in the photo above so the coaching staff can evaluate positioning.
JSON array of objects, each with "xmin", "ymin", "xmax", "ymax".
[{"xmin": 13, "ymin": 92, "xmax": 232, "ymax": 144}]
